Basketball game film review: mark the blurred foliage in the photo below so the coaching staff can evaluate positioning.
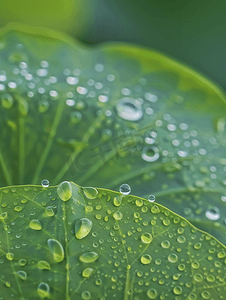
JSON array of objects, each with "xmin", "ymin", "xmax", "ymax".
[{"xmin": 0, "ymin": 0, "xmax": 225, "ymax": 90}]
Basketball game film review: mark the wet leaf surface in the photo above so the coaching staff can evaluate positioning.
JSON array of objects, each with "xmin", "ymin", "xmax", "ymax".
[{"xmin": 0, "ymin": 182, "xmax": 226, "ymax": 299}]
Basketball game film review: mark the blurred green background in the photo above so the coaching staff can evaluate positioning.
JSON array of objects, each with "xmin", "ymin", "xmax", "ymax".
[{"xmin": 0, "ymin": 0, "xmax": 225, "ymax": 90}]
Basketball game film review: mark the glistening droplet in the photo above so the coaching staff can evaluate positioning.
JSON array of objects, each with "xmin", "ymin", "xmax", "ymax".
[
  {"xmin": 47, "ymin": 239, "xmax": 64, "ymax": 263},
  {"xmin": 79, "ymin": 252, "xmax": 98, "ymax": 263},
  {"xmin": 75, "ymin": 218, "xmax": 92, "ymax": 239},
  {"xmin": 57, "ymin": 181, "xmax": 72, "ymax": 202},
  {"xmin": 119, "ymin": 184, "xmax": 131, "ymax": 195}
]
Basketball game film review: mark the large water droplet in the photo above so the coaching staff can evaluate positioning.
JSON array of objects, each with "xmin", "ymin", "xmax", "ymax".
[
  {"xmin": 29, "ymin": 219, "xmax": 42, "ymax": 230},
  {"xmin": 47, "ymin": 239, "xmax": 64, "ymax": 263},
  {"xmin": 205, "ymin": 207, "xmax": 220, "ymax": 220},
  {"xmin": 141, "ymin": 233, "xmax": 153, "ymax": 244},
  {"xmin": 57, "ymin": 181, "xmax": 72, "ymax": 202},
  {"xmin": 37, "ymin": 282, "xmax": 50, "ymax": 298},
  {"xmin": 37, "ymin": 260, "xmax": 51, "ymax": 270},
  {"xmin": 148, "ymin": 195, "xmax": 155, "ymax": 202},
  {"xmin": 147, "ymin": 288, "xmax": 158, "ymax": 299},
  {"xmin": 173, "ymin": 286, "xmax": 183, "ymax": 295},
  {"xmin": 82, "ymin": 268, "xmax": 94, "ymax": 278},
  {"xmin": 17, "ymin": 271, "xmax": 27, "ymax": 280},
  {"xmin": 168, "ymin": 253, "xmax": 178, "ymax": 263},
  {"xmin": 113, "ymin": 211, "xmax": 123, "ymax": 220},
  {"xmin": 119, "ymin": 184, "xmax": 131, "ymax": 195},
  {"xmin": 142, "ymin": 146, "xmax": 159, "ymax": 162},
  {"xmin": 0, "ymin": 212, "xmax": 7, "ymax": 219},
  {"xmin": 1, "ymin": 93, "xmax": 13, "ymax": 109},
  {"xmin": 161, "ymin": 240, "xmax": 170, "ymax": 248},
  {"xmin": 141, "ymin": 254, "xmax": 152, "ymax": 264},
  {"xmin": 41, "ymin": 179, "xmax": 49, "ymax": 187},
  {"xmin": 75, "ymin": 218, "xmax": 92, "ymax": 239},
  {"xmin": 79, "ymin": 252, "xmax": 98, "ymax": 263},
  {"xmin": 6, "ymin": 253, "xmax": 14, "ymax": 260},
  {"xmin": 82, "ymin": 291, "xmax": 91, "ymax": 300},
  {"xmin": 117, "ymin": 97, "xmax": 143, "ymax": 121},
  {"xmin": 83, "ymin": 187, "xmax": 98, "ymax": 199}
]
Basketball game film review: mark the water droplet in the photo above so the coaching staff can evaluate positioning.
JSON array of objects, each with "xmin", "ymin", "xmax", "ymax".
[
  {"xmin": 38, "ymin": 99, "xmax": 49, "ymax": 113},
  {"xmin": 113, "ymin": 196, "xmax": 122, "ymax": 206},
  {"xmin": 37, "ymin": 260, "xmax": 51, "ymax": 270},
  {"xmin": 141, "ymin": 233, "xmax": 153, "ymax": 244},
  {"xmin": 168, "ymin": 253, "xmax": 178, "ymax": 263},
  {"xmin": 82, "ymin": 268, "xmax": 94, "ymax": 278},
  {"xmin": 147, "ymin": 288, "xmax": 158, "ymax": 299},
  {"xmin": 141, "ymin": 254, "xmax": 152, "ymax": 264},
  {"xmin": 151, "ymin": 205, "xmax": 160, "ymax": 214},
  {"xmin": 119, "ymin": 184, "xmax": 131, "ymax": 195},
  {"xmin": 161, "ymin": 240, "xmax": 170, "ymax": 249},
  {"xmin": 19, "ymin": 259, "xmax": 26, "ymax": 266},
  {"xmin": 205, "ymin": 207, "xmax": 220, "ymax": 220},
  {"xmin": 57, "ymin": 181, "xmax": 72, "ymax": 202},
  {"xmin": 148, "ymin": 195, "xmax": 155, "ymax": 202},
  {"xmin": 83, "ymin": 187, "xmax": 98, "ymax": 199},
  {"xmin": 17, "ymin": 271, "xmax": 27, "ymax": 280},
  {"xmin": 82, "ymin": 291, "xmax": 91, "ymax": 300},
  {"xmin": 201, "ymin": 291, "xmax": 210, "ymax": 299},
  {"xmin": 142, "ymin": 146, "xmax": 159, "ymax": 162},
  {"xmin": 1, "ymin": 93, "xmax": 13, "ymax": 109},
  {"xmin": 29, "ymin": 219, "xmax": 42, "ymax": 230},
  {"xmin": 45, "ymin": 206, "xmax": 54, "ymax": 217},
  {"xmin": 14, "ymin": 206, "xmax": 23, "ymax": 212},
  {"xmin": 70, "ymin": 111, "xmax": 82, "ymax": 124},
  {"xmin": 41, "ymin": 179, "xmax": 49, "ymax": 187},
  {"xmin": 6, "ymin": 253, "xmax": 14, "ymax": 260},
  {"xmin": 0, "ymin": 212, "xmax": 7, "ymax": 219},
  {"xmin": 37, "ymin": 282, "xmax": 50, "ymax": 298},
  {"xmin": 47, "ymin": 239, "xmax": 64, "ymax": 263},
  {"xmin": 79, "ymin": 252, "xmax": 98, "ymax": 263},
  {"xmin": 173, "ymin": 286, "xmax": 182, "ymax": 295},
  {"xmin": 75, "ymin": 218, "xmax": 92, "ymax": 239},
  {"xmin": 113, "ymin": 211, "xmax": 123, "ymax": 220},
  {"xmin": 117, "ymin": 97, "xmax": 143, "ymax": 121}
]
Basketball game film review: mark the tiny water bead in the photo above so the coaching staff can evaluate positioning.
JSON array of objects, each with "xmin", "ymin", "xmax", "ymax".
[
  {"xmin": 119, "ymin": 184, "xmax": 131, "ymax": 195},
  {"xmin": 41, "ymin": 179, "xmax": 49, "ymax": 187},
  {"xmin": 79, "ymin": 252, "xmax": 99, "ymax": 263},
  {"xmin": 37, "ymin": 282, "xmax": 50, "ymax": 298},
  {"xmin": 75, "ymin": 218, "xmax": 92, "ymax": 239},
  {"xmin": 148, "ymin": 195, "xmax": 155, "ymax": 202},
  {"xmin": 57, "ymin": 181, "xmax": 72, "ymax": 202},
  {"xmin": 47, "ymin": 239, "xmax": 64, "ymax": 263},
  {"xmin": 29, "ymin": 219, "xmax": 42, "ymax": 230},
  {"xmin": 83, "ymin": 187, "xmax": 98, "ymax": 199},
  {"xmin": 205, "ymin": 207, "xmax": 220, "ymax": 220}
]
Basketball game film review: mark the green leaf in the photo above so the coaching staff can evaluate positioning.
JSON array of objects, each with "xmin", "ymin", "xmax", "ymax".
[
  {"xmin": 0, "ymin": 24, "xmax": 226, "ymax": 245},
  {"xmin": 0, "ymin": 182, "xmax": 226, "ymax": 299}
]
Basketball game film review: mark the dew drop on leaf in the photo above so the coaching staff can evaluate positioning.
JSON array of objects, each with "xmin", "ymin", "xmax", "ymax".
[
  {"xmin": 205, "ymin": 207, "xmax": 220, "ymax": 220},
  {"xmin": 116, "ymin": 97, "xmax": 143, "ymax": 121},
  {"xmin": 47, "ymin": 239, "xmax": 64, "ymax": 263},
  {"xmin": 140, "ymin": 254, "xmax": 152, "ymax": 264},
  {"xmin": 119, "ymin": 183, "xmax": 131, "ymax": 195},
  {"xmin": 18, "ymin": 259, "xmax": 26, "ymax": 266},
  {"xmin": 37, "ymin": 282, "xmax": 50, "ymax": 298},
  {"xmin": 17, "ymin": 270, "xmax": 27, "ymax": 280},
  {"xmin": 29, "ymin": 219, "xmax": 42, "ymax": 230},
  {"xmin": 141, "ymin": 146, "xmax": 159, "ymax": 162},
  {"xmin": 148, "ymin": 195, "xmax": 155, "ymax": 202},
  {"xmin": 37, "ymin": 260, "xmax": 51, "ymax": 270},
  {"xmin": 113, "ymin": 211, "xmax": 123, "ymax": 220},
  {"xmin": 6, "ymin": 253, "xmax": 14, "ymax": 260},
  {"xmin": 79, "ymin": 252, "xmax": 98, "ymax": 263},
  {"xmin": 0, "ymin": 212, "xmax": 7, "ymax": 219},
  {"xmin": 81, "ymin": 291, "xmax": 91, "ymax": 300},
  {"xmin": 161, "ymin": 240, "xmax": 170, "ymax": 248},
  {"xmin": 141, "ymin": 232, "xmax": 153, "ymax": 244},
  {"xmin": 57, "ymin": 181, "xmax": 72, "ymax": 202},
  {"xmin": 83, "ymin": 187, "xmax": 98, "ymax": 199},
  {"xmin": 41, "ymin": 179, "xmax": 49, "ymax": 187},
  {"xmin": 147, "ymin": 288, "xmax": 158, "ymax": 299},
  {"xmin": 168, "ymin": 253, "xmax": 178, "ymax": 263},
  {"xmin": 75, "ymin": 218, "xmax": 92, "ymax": 239},
  {"xmin": 173, "ymin": 286, "xmax": 183, "ymax": 295},
  {"xmin": 82, "ymin": 268, "xmax": 94, "ymax": 278}
]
